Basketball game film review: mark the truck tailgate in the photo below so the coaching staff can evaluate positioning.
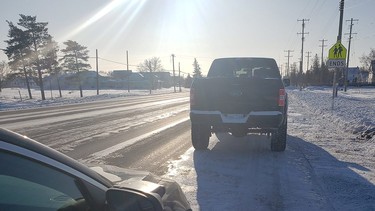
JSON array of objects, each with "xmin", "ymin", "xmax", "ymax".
[{"xmin": 192, "ymin": 77, "xmax": 283, "ymax": 114}]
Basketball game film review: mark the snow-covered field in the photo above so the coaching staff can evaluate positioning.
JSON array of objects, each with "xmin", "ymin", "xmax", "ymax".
[
  {"xmin": 0, "ymin": 87, "xmax": 186, "ymax": 111},
  {"xmin": 1, "ymin": 86, "xmax": 375, "ymax": 210}
]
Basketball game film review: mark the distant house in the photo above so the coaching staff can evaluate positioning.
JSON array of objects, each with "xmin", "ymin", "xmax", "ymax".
[
  {"xmin": 347, "ymin": 67, "xmax": 360, "ymax": 83},
  {"xmin": 140, "ymin": 72, "xmax": 161, "ymax": 89},
  {"xmin": 370, "ymin": 60, "xmax": 375, "ymax": 83},
  {"xmin": 38, "ymin": 70, "xmax": 177, "ymax": 90},
  {"xmin": 154, "ymin": 72, "xmax": 172, "ymax": 88},
  {"xmin": 5, "ymin": 76, "xmax": 38, "ymax": 88},
  {"xmin": 111, "ymin": 70, "xmax": 132, "ymax": 79},
  {"xmin": 104, "ymin": 70, "xmax": 151, "ymax": 89},
  {"xmin": 141, "ymin": 71, "xmax": 172, "ymax": 88},
  {"xmin": 359, "ymin": 71, "xmax": 370, "ymax": 83},
  {"xmin": 43, "ymin": 71, "xmax": 106, "ymax": 90},
  {"xmin": 129, "ymin": 72, "xmax": 146, "ymax": 81},
  {"xmin": 79, "ymin": 71, "xmax": 106, "ymax": 89}
]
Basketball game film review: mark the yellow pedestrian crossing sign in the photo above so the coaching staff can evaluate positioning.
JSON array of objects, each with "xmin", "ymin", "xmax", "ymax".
[{"xmin": 328, "ymin": 41, "xmax": 347, "ymax": 60}]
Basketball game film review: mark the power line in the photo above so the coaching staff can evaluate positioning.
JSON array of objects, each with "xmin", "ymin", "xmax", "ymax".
[
  {"xmin": 57, "ymin": 54, "xmax": 139, "ymax": 68},
  {"xmin": 171, "ymin": 54, "xmax": 176, "ymax": 92},
  {"xmin": 97, "ymin": 57, "xmax": 138, "ymax": 67}
]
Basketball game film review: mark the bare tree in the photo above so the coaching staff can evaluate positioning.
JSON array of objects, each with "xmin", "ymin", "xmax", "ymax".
[
  {"xmin": 42, "ymin": 38, "xmax": 61, "ymax": 97},
  {"xmin": 137, "ymin": 57, "xmax": 163, "ymax": 72},
  {"xmin": 138, "ymin": 57, "xmax": 163, "ymax": 94},
  {"xmin": 360, "ymin": 48, "xmax": 375, "ymax": 71}
]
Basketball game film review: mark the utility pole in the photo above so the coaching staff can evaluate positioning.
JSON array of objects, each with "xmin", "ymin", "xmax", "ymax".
[
  {"xmin": 332, "ymin": 0, "xmax": 345, "ymax": 105},
  {"xmin": 337, "ymin": 0, "xmax": 345, "ymax": 42},
  {"xmin": 319, "ymin": 39, "xmax": 328, "ymax": 67},
  {"xmin": 96, "ymin": 49, "xmax": 99, "ymax": 95},
  {"xmin": 178, "ymin": 62, "xmax": 182, "ymax": 92},
  {"xmin": 284, "ymin": 50, "xmax": 294, "ymax": 77},
  {"xmin": 344, "ymin": 18, "xmax": 358, "ymax": 92},
  {"xmin": 305, "ymin": 51, "xmax": 312, "ymax": 71},
  {"xmin": 171, "ymin": 54, "xmax": 176, "ymax": 92},
  {"xmin": 285, "ymin": 63, "xmax": 289, "ymax": 78},
  {"xmin": 75, "ymin": 51, "xmax": 83, "ymax": 98},
  {"xmin": 126, "ymin": 50, "xmax": 130, "ymax": 92},
  {"xmin": 279, "ymin": 64, "xmax": 283, "ymax": 77},
  {"xmin": 298, "ymin": 19, "xmax": 309, "ymax": 88}
]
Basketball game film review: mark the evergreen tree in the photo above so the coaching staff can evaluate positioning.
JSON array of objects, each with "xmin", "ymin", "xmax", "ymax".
[
  {"xmin": 290, "ymin": 63, "xmax": 298, "ymax": 86},
  {"xmin": 60, "ymin": 40, "xmax": 91, "ymax": 97},
  {"xmin": 192, "ymin": 58, "xmax": 202, "ymax": 78},
  {"xmin": 4, "ymin": 20, "xmax": 34, "ymax": 99},
  {"xmin": 18, "ymin": 15, "xmax": 52, "ymax": 100},
  {"xmin": 304, "ymin": 69, "xmax": 313, "ymax": 86},
  {"xmin": 184, "ymin": 73, "xmax": 193, "ymax": 88},
  {"xmin": 310, "ymin": 54, "xmax": 320, "ymax": 85}
]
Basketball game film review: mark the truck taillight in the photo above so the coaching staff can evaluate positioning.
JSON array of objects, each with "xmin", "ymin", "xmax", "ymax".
[
  {"xmin": 190, "ymin": 88, "xmax": 195, "ymax": 106},
  {"xmin": 278, "ymin": 89, "xmax": 285, "ymax": 107}
]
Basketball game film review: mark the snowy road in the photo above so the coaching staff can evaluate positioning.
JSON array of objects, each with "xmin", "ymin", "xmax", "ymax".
[{"xmin": 1, "ymin": 92, "xmax": 193, "ymax": 175}]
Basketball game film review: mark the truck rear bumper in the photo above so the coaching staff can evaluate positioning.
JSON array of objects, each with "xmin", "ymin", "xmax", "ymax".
[{"xmin": 190, "ymin": 110, "xmax": 284, "ymax": 129}]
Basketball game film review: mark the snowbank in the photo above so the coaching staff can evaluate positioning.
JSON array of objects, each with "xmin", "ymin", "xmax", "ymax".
[
  {"xmin": 0, "ymin": 87, "xmax": 187, "ymax": 111},
  {"xmin": 293, "ymin": 86, "xmax": 375, "ymax": 142}
]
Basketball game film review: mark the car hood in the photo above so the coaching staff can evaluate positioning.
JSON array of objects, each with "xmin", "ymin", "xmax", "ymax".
[{"xmin": 91, "ymin": 165, "xmax": 191, "ymax": 211}]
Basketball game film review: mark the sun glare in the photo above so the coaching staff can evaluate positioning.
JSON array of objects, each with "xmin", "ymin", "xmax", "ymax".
[
  {"xmin": 63, "ymin": 0, "xmax": 126, "ymax": 40},
  {"xmin": 105, "ymin": 0, "xmax": 147, "ymax": 50},
  {"xmin": 157, "ymin": 1, "xmax": 207, "ymax": 52}
]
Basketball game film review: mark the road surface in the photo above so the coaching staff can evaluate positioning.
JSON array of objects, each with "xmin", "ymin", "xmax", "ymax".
[
  {"xmin": 1, "ymin": 92, "xmax": 191, "ymax": 175},
  {"xmin": 2, "ymin": 90, "xmax": 374, "ymax": 210}
]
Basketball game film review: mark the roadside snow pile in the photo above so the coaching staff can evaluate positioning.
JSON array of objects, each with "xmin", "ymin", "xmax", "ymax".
[
  {"xmin": 0, "ymin": 88, "xmax": 186, "ymax": 111},
  {"xmin": 290, "ymin": 86, "xmax": 375, "ymax": 142}
]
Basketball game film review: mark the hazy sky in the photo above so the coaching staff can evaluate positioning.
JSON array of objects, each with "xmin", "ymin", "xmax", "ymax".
[{"xmin": 0, "ymin": 0, "xmax": 374, "ymax": 75}]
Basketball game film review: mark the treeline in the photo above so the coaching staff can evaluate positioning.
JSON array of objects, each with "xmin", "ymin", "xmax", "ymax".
[
  {"xmin": 289, "ymin": 49, "xmax": 375, "ymax": 87},
  {"xmin": 3, "ymin": 14, "xmax": 91, "ymax": 100},
  {"xmin": 289, "ymin": 54, "xmax": 334, "ymax": 87}
]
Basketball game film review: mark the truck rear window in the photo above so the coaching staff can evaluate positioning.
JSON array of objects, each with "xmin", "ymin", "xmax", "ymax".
[{"xmin": 207, "ymin": 58, "xmax": 281, "ymax": 79}]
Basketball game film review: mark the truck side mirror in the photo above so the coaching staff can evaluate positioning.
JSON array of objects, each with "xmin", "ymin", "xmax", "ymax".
[
  {"xmin": 282, "ymin": 78, "xmax": 290, "ymax": 87},
  {"xmin": 106, "ymin": 188, "xmax": 163, "ymax": 211}
]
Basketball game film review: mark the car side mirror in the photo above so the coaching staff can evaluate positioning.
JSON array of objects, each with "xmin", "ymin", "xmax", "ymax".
[{"xmin": 106, "ymin": 188, "xmax": 163, "ymax": 211}]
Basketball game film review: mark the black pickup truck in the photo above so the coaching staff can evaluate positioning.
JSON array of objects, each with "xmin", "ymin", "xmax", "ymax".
[{"xmin": 190, "ymin": 57, "xmax": 288, "ymax": 151}]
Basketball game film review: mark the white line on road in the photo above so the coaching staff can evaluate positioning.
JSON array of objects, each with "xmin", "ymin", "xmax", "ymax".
[{"xmin": 84, "ymin": 117, "xmax": 190, "ymax": 162}]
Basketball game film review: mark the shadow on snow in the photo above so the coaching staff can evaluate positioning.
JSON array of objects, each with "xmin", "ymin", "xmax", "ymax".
[{"xmin": 192, "ymin": 133, "xmax": 375, "ymax": 211}]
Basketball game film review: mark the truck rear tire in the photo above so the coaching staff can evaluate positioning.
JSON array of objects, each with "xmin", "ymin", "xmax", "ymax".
[
  {"xmin": 271, "ymin": 119, "xmax": 287, "ymax": 152},
  {"xmin": 191, "ymin": 123, "xmax": 210, "ymax": 150}
]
